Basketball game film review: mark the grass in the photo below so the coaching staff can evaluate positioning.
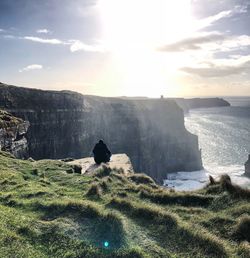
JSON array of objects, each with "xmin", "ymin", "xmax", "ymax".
[
  {"xmin": 139, "ymin": 188, "xmax": 213, "ymax": 207},
  {"xmin": 86, "ymin": 183, "xmax": 102, "ymax": 198},
  {"xmin": 0, "ymin": 110, "xmax": 23, "ymax": 128},
  {"xmin": 128, "ymin": 174, "xmax": 156, "ymax": 186},
  {"xmin": 94, "ymin": 164, "xmax": 112, "ymax": 178},
  {"xmin": 220, "ymin": 174, "xmax": 250, "ymax": 199},
  {"xmin": 109, "ymin": 198, "xmax": 178, "ymax": 228},
  {"xmin": 234, "ymin": 215, "xmax": 250, "ymax": 242},
  {"xmin": 0, "ymin": 151, "xmax": 249, "ymax": 257}
]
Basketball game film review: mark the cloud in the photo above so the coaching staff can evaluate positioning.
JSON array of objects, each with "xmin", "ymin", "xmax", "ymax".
[
  {"xmin": 157, "ymin": 32, "xmax": 225, "ymax": 52},
  {"xmin": 3, "ymin": 35, "xmax": 15, "ymax": 39},
  {"xmin": 70, "ymin": 40, "xmax": 104, "ymax": 52},
  {"xmin": 233, "ymin": 4, "xmax": 249, "ymax": 14},
  {"xmin": 157, "ymin": 4, "xmax": 250, "ymax": 53},
  {"xmin": 219, "ymin": 35, "xmax": 250, "ymax": 51},
  {"xmin": 198, "ymin": 10, "xmax": 232, "ymax": 29},
  {"xmin": 0, "ymin": 24, "xmax": 104, "ymax": 53},
  {"xmin": 19, "ymin": 64, "xmax": 43, "ymax": 73},
  {"xmin": 23, "ymin": 36, "xmax": 104, "ymax": 52},
  {"xmin": 36, "ymin": 29, "xmax": 51, "ymax": 34},
  {"xmin": 6, "ymin": 33, "xmax": 105, "ymax": 53},
  {"xmin": 195, "ymin": 5, "xmax": 248, "ymax": 31},
  {"xmin": 157, "ymin": 33, "xmax": 250, "ymax": 53},
  {"xmin": 180, "ymin": 61, "xmax": 250, "ymax": 78},
  {"xmin": 24, "ymin": 36, "xmax": 64, "ymax": 44}
]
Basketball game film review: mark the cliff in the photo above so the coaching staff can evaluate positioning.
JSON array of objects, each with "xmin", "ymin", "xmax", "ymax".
[
  {"xmin": 0, "ymin": 109, "xmax": 29, "ymax": 158},
  {"xmin": 174, "ymin": 97, "xmax": 230, "ymax": 112},
  {"xmin": 121, "ymin": 96, "xmax": 230, "ymax": 113},
  {"xmin": 0, "ymin": 83, "xmax": 202, "ymax": 182},
  {"xmin": 245, "ymin": 154, "xmax": 250, "ymax": 177}
]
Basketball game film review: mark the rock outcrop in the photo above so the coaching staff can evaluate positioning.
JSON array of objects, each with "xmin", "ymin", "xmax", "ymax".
[
  {"xmin": 245, "ymin": 154, "xmax": 250, "ymax": 177},
  {"xmin": 69, "ymin": 153, "xmax": 134, "ymax": 175},
  {"xmin": 0, "ymin": 109, "xmax": 29, "ymax": 158},
  {"xmin": 0, "ymin": 83, "xmax": 202, "ymax": 182}
]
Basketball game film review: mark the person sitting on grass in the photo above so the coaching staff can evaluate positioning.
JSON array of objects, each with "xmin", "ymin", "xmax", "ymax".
[{"xmin": 92, "ymin": 140, "xmax": 111, "ymax": 164}]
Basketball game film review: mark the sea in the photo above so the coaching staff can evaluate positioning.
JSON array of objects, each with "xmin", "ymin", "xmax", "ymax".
[{"xmin": 164, "ymin": 97, "xmax": 250, "ymax": 191}]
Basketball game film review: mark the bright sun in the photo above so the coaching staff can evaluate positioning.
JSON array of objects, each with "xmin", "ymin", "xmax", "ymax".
[{"xmin": 98, "ymin": 0, "xmax": 194, "ymax": 97}]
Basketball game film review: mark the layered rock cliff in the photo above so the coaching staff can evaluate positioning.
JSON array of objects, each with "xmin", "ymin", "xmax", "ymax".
[
  {"xmin": 245, "ymin": 154, "xmax": 250, "ymax": 177},
  {"xmin": 174, "ymin": 97, "xmax": 230, "ymax": 113},
  {"xmin": 0, "ymin": 83, "xmax": 202, "ymax": 182},
  {"xmin": 121, "ymin": 96, "xmax": 231, "ymax": 113},
  {"xmin": 0, "ymin": 109, "xmax": 29, "ymax": 158}
]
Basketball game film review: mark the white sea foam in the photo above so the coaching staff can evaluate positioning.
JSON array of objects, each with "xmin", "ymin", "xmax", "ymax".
[
  {"xmin": 164, "ymin": 165, "xmax": 250, "ymax": 191},
  {"xmin": 164, "ymin": 103, "xmax": 250, "ymax": 191}
]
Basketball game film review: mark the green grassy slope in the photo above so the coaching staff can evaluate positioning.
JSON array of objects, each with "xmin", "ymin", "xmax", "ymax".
[{"xmin": 0, "ymin": 151, "xmax": 249, "ymax": 258}]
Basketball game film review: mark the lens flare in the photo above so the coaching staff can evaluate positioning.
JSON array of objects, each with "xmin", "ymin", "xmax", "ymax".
[{"xmin": 104, "ymin": 241, "xmax": 109, "ymax": 248}]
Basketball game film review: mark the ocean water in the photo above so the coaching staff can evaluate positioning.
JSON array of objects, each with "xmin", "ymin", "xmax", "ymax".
[{"xmin": 164, "ymin": 97, "xmax": 250, "ymax": 191}]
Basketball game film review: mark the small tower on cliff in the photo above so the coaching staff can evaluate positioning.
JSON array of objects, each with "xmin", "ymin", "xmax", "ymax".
[{"xmin": 245, "ymin": 154, "xmax": 250, "ymax": 177}]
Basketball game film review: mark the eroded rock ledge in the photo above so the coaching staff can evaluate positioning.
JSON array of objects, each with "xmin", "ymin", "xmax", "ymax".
[
  {"xmin": 0, "ymin": 110, "xmax": 29, "ymax": 158},
  {"xmin": 68, "ymin": 154, "xmax": 134, "ymax": 175}
]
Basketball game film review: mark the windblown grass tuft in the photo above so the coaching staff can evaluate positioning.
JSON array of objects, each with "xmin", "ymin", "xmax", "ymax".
[
  {"xmin": 220, "ymin": 174, "xmax": 250, "ymax": 199},
  {"xmin": 86, "ymin": 183, "xmax": 102, "ymax": 198},
  {"xmin": 109, "ymin": 198, "xmax": 177, "ymax": 228},
  {"xmin": 234, "ymin": 215, "xmax": 250, "ymax": 242},
  {"xmin": 129, "ymin": 174, "xmax": 155, "ymax": 185},
  {"xmin": 139, "ymin": 189, "xmax": 213, "ymax": 207},
  {"xmin": 94, "ymin": 165, "xmax": 112, "ymax": 178}
]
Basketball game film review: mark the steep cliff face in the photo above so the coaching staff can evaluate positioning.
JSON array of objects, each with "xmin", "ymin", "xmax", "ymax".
[
  {"xmin": 122, "ymin": 96, "xmax": 230, "ymax": 113},
  {"xmin": 0, "ymin": 83, "xmax": 202, "ymax": 182},
  {"xmin": 245, "ymin": 154, "xmax": 250, "ymax": 177},
  {"xmin": 174, "ymin": 97, "xmax": 230, "ymax": 112},
  {"xmin": 0, "ymin": 109, "xmax": 29, "ymax": 158}
]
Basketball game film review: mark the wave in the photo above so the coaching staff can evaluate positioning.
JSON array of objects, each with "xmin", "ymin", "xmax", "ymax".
[
  {"xmin": 168, "ymin": 105, "xmax": 250, "ymax": 191},
  {"xmin": 164, "ymin": 165, "xmax": 250, "ymax": 191}
]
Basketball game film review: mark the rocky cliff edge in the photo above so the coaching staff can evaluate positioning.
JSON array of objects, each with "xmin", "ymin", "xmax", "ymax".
[
  {"xmin": 68, "ymin": 154, "xmax": 134, "ymax": 175},
  {"xmin": 0, "ymin": 83, "xmax": 202, "ymax": 183},
  {"xmin": 0, "ymin": 109, "xmax": 29, "ymax": 158}
]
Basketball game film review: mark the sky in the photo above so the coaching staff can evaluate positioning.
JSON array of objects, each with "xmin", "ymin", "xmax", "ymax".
[{"xmin": 0, "ymin": 0, "xmax": 249, "ymax": 97}]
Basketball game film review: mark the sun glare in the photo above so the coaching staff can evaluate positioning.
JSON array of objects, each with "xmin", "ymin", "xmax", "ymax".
[{"xmin": 98, "ymin": 0, "xmax": 194, "ymax": 97}]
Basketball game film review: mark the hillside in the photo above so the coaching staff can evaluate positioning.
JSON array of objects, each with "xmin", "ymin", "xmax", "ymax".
[{"xmin": 0, "ymin": 151, "xmax": 249, "ymax": 258}]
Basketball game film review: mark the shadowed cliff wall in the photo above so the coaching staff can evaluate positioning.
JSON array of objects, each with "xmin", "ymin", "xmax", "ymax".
[
  {"xmin": 0, "ymin": 109, "xmax": 29, "ymax": 158},
  {"xmin": 0, "ymin": 83, "xmax": 202, "ymax": 182}
]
